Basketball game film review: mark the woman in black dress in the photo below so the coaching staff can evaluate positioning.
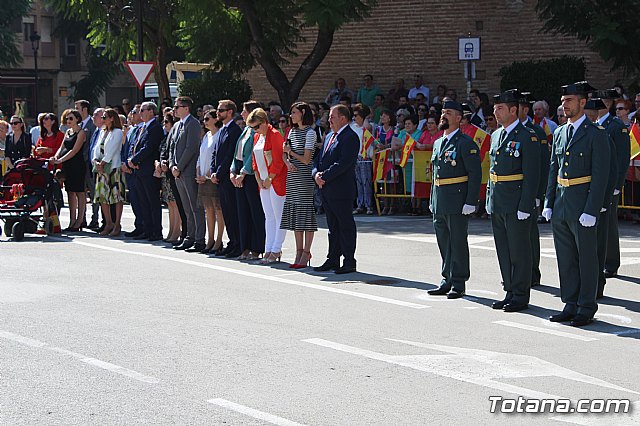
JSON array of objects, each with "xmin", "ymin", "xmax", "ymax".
[
  {"xmin": 4, "ymin": 115, "xmax": 32, "ymax": 169},
  {"xmin": 53, "ymin": 109, "xmax": 87, "ymax": 232}
]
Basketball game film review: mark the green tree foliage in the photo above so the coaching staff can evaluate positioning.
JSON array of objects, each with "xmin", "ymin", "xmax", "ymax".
[
  {"xmin": 178, "ymin": 70, "xmax": 252, "ymax": 108},
  {"xmin": 45, "ymin": 0, "xmax": 182, "ymax": 100},
  {"xmin": 0, "ymin": 0, "xmax": 32, "ymax": 67},
  {"xmin": 179, "ymin": 0, "xmax": 378, "ymax": 108},
  {"xmin": 536, "ymin": 0, "xmax": 640, "ymax": 80},
  {"xmin": 498, "ymin": 56, "xmax": 586, "ymax": 107}
]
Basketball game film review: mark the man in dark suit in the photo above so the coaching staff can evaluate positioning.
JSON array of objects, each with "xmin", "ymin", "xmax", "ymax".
[
  {"xmin": 122, "ymin": 106, "xmax": 146, "ymax": 238},
  {"xmin": 592, "ymin": 89, "xmax": 631, "ymax": 284},
  {"xmin": 210, "ymin": 99, "xmax": 243, "ymax": 258},
  {"xmin": 128, "ymin": 102, "xmax": 164, "ymax": 241},
  {"xmin": 517, "ymin": 92, "xmax": 549, "ymax": 288},
  {"xmin": 169, "ymin": 96, "xmax": 206, "ymax": 251},
  {"xmin": 312, "ymin": 104, "xmax": 360, "ymax": 274},
  {"xmin": 427, "ymin": 100, "xmax": 482, "ymax": 298},
  {"xmin": 486, "ymin": 90, "xmax": 540, "ymax": 312},
  {"xmin": 542, "ymin": 81, "xmax": 611, "ymax": 327},
  {"xmin": 75, "ymin": 99, "xmax": 97, "ymax": 228}
]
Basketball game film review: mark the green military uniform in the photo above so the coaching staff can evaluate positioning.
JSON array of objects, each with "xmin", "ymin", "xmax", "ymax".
[
  {"xmin": 429, "ymin": 101, "xmax": 482, "ymax": 295},
  {"xmin": 524, "ymin": 116, "xmax": 550, "ymax": 286},
  {"xmin": 486, "ymin": 91, "xmax": 540, "ymax": 308},
  {"xmin": 544, "ymin": 83, "xmax": 611, "ymax": 320},
  {"xmin": 586, "ymin": 95, "xmax": 623, "ymax": 297},
  {"xmin": 598, "ymin": 96, "xmax": 631, "ymax": 276}
]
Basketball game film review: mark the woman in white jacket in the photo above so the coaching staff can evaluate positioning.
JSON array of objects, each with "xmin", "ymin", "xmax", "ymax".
[{"xmin": 92, "ymin": 108, "xmax": 125, "ymax": 236}]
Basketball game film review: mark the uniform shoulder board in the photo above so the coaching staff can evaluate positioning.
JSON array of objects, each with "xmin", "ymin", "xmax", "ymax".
[
  {"xmin": 470, "ymin": 149, "xmax": 478, "ymax": 154},
  {"xmin": 622, "ymin": 128, "xmax": 628, "ymax": 133},
  {"xmin": 597, "ymin": 125, "xmax": 605, "ymax": 130},
  {"xmin": 531, "ymin": 136, "xmax": 538, "ymax": 142}
]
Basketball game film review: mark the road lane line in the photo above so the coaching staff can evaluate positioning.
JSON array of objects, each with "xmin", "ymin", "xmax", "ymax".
[
  {"xmin": 493, "ymin": 321, "xmax": 598, "ymax": 342},
  {"xmin": 207, "ymin": 398, "xmax": 305, "ymax": 426},
  {"xmin": 0, "ymin": 329, "xmax": 159, "ymax": 384},
  {"xmin": 64, "ymin": 239, "xmax": 430, "ymax": 310}
]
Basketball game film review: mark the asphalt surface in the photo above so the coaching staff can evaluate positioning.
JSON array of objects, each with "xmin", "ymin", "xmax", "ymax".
[{"xmin": 1, "ymin": 205, "xmax": 640, "ymax": 425}]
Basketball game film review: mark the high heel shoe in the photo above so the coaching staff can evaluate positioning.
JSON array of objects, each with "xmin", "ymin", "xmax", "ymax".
[
  {"xmin": 259, "ymin": 251, "xmax": 281, "ymax": 265},
  {"xmin": 291, "ymin": 251, "xmax": 312, "ymax": 269},
  {"xmin": 63, "ymin": 226, "xmax": 79, "ymax": 233},
  {"xmin": 100, "ymin": 225, "xmax": 114, "ymax": 236},
  {"xmin": 289, "ymin": 249, "xmax": 304, "ymax": 268},
  {"xmin": 109, "ymin": 225, "xmax": 121, "ymax": 237}
]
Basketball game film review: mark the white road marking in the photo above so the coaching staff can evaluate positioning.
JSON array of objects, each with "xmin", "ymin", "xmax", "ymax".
[
  {"xmin": 493, "ymin": 320, "xmax": 598, "ymax": 342},
  {"xmin": 304, "ymin": 338, "xmax": 639, "ymax": 401},
  {"xmin": 597, "ymin": 313, "xmax": 632, "ymax": 324},
  {"xmin": 0, "ymin": 329, "xmax": 159, "ymax": 384},
  {"xmin": 61, "ymin": 239, "xmax": 430, "ymax": 310},
  {"xmin": 463, "ymin": 307, "xmax": 480, "ymax": 310},
  {"xmin": 207, "ymin": 398, "xmax": 305, "ymax": 426},
  {"xmin": 467, "ymin": 289, "xmax": 498, "ymax": 296}
]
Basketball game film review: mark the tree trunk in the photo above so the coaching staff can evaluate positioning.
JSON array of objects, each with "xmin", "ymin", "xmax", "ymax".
[{"xmin": 155, "ymin": 42, "xmax": 171, "ymax": 102}]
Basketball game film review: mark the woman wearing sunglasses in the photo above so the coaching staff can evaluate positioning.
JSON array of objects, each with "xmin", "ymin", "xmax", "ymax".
[
  {"xmin": 34, "ymin": 113, "xmax": 64, "ymax": 171},
  {"xmin": 4, "ymin": 115, "xmax": 32, "ymax": 170},
  {"xmin": 52, "ymin": 109, "xmax": 87, "ymax": 232}
]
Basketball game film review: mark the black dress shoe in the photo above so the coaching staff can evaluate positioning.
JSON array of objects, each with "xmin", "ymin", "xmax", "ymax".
[
  {"xmin": 174, "ymin": 242, "xmax": 194, "ymax": 251},
  {"xmin": 549, "ymin": 312, "xmax": 575, "ymax": 322},
  {"xmin": 200, "ymin": 247, "xmax": 212, "ymax": 254},
  {"xmin": 95, "ymin": 225, "xmax": 105, "ymax": 233},
  {"xmin": 133, "ymin": 233, "xmax": 150, "ymax": 240},
  {"xmin": 335, "ymin": 265, "xmax": 357, "ymax": 274},
  {"xmin": 171, "ymin": 239, "xmax": 184, "ymax": 247},
  {"xmin": 225, "ymin": 250, "xmax": 242, "ymax": 258},
  {"xmin": 147, "ymin": 234, "xmax": 163, "ymax": 242},
  {"xmin": 313, "ymin": 261, "xmax": 339, "ymax": 272},
  {"xmin": 503, "ymin": 303, "xmax": 528, "ymax": 312},
  {"xmin": 212, "ymin": 245, "xmax": 225, "ymax": 256},
  {"xmin": 570, "ymin": 315, "xmax": 594, "ymax": 327},
  {"xmin": 446, "ymin": 290, "xmax": 465, "ymax": 299},
  {"xmin": 492, "ymin": 299, "xmax": 510, "ymax": 310},
  {"xmin": 603, "ymin": 270, "xmax": 617, "ymax": 279},
  {"xmin": 185, "ymin": 243, "xmax": 206, "ymax": 253},
  {"xmin": 427, "ymin": 287, "xmax": 450, "ymax": 296},
  {"xmin": 124, "ymin": 229, "xmax": 143, "ymax": 238}
]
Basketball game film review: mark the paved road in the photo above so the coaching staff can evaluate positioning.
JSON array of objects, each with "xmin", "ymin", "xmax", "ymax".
[{"xmin": 1, "ymin": 206, "xmax": 639, "ymax": 425}]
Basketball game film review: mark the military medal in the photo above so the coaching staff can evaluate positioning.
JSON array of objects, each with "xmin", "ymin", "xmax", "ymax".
[
  {"xmin": 514, "ymin": 150, "xmax": 520, "ymax": 158},
  {"xmin": 514, "ymin": 142, "xmax": 521, "ymax": 157},
  {"xmin": 450, "ymin": 151, "xmax": 457, "ymax": 167}
]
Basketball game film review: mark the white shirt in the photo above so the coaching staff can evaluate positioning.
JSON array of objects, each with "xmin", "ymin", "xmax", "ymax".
[
  {"xmin": 499, "ymin": 119, "xmax": 520, "ymax": 138},
  {"xmin": 30, "ymin": 126, "xmax": 40, "ymax": 146},
  {"xmin": 253, "ymin": 134, "xmax": 269, "ymax": 179},
  {"xmin": 567, "ymin": 114, "xmax": 587, "ymax": 137},
  {"xmin": 442, "ymin": 128, "xmax": 459, "ymax": 141},
  {"xmin": 408, "ymin": 85, "xmax": 430, "ymax": 102},
  {"xmin": 197, "ymin": 130, "xmax": 219, "ymax": 177}
]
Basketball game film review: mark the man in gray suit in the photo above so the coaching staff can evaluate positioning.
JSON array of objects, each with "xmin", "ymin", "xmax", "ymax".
[
  {"xmin": 75, "ymin": 99, "xmax": 97, "ymax": 228},
  {"xmin": 169, "ymin": 96, "xmax": 206, "ymax": 251}
]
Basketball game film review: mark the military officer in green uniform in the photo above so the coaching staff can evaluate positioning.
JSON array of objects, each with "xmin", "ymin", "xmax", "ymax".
[
  {"xmin": 517, "ymin": 91, "xmax": 550, "ymax": 288},
  {"xmin": 593, "ymin": 89, "xmax": 630, "ymax": 283},
  {"xmin": 542, "ymin": 81, "xmax": 611, "ymax": 327},
  {"xmin": 486, "ymin": 90, "xmax": 540, "ymax": 312},
  {"xmin": 584, "ymin": 96, "xmax": 619, "ymax": 299},
  {"xmin": 428, "ymin": 100, "xmax": 482, "ymax": 299}
]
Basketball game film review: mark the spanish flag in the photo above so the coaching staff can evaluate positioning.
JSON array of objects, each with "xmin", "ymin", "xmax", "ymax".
[
  {"xmin": 375, "ymin": 149, "xmax": 389, "ymax": 180},
  {"xmin": 361, "ymin": 128, "xmax": 375, "ymax": 157},
  {"xmin": 399, "ymin": 134, "xmax": 416, "ymax": 168},
  {"xmin": 631, "ymin": 123, "xmax": 640, "ymax": 160},
  {"xmin": 463, "ymin": 123, "xmax": 491, "ymax": 199}
]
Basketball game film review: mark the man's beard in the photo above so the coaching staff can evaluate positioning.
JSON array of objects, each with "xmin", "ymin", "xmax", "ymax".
[{"xmin": 438, "ymin": 118, "xmax": 450, "ymax": 131}]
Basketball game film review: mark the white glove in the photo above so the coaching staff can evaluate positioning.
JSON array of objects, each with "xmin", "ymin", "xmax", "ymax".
[
  {"xmin": 579, "ymin": 213, "xmax": 597, "ymax": 227},
  {"xmin": 613, "ymin": 189, "xmax": 620, "ymax": 196},
  {"xmin": 429, "ymin": 204, "xmax": 433, "ymax": 213},
  {"xmin": 535, "ymin": 198, "xmax": 541, "ymax": 207},
  {"xmin": 542, "ymin": 208, "xmax": 552, "ymax": 221},
  {"xmin": 517, "ymin": 211, "xmax": 530, "ymax": 220},
  {"xmin": 600, "ymin": 207, "xmax": 607, "ymax": 213},
  {"xmin": 462, "ymin": 204, "xmax": 476, "ymax": 215},
  {"xmin": 486, "ymin": 204, "xmax": 492, "ymax": 215}
]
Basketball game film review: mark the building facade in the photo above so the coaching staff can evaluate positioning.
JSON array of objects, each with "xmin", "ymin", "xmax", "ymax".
[{"xmin": 243, "ymin": 0, "xmax": 626, "ymax": 106}]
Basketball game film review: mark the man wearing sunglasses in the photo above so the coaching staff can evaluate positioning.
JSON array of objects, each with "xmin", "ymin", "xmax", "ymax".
[{"xmin": 168, "ymin": 96, "xmax": 206, "ymax": 251}]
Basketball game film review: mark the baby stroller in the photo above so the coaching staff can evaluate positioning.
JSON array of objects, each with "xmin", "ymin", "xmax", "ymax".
[{"xmin": 0, "ymin": 158, "xmax": 62, "ymax": 241}]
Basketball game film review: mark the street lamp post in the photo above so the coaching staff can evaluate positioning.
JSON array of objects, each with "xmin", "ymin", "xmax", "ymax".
[{"xmin": 30, "ymin": 31, "xmax": 41, "ymax": 117}]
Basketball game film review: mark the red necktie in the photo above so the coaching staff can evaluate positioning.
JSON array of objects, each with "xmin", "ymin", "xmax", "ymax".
[{"xmin": 324, "ymin": 132, "xmax": 337, "ymax": 154}]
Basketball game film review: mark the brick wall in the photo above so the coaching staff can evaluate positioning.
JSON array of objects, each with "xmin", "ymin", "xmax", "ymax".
[{"xmin": 244, "ymin": 0, "xmax": 625, "ymax": 106}]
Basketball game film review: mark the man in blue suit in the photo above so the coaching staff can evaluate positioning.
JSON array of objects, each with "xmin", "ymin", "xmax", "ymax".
[
  {"xmin": 128, "ymin": 102, "xmax": 164, "ymax": 241},
  {"xmin": 312, "ymin": 104, "xmax": 360, "ymax": 274},
  {"xmin": 122, "ymin": 106, "xmax": 146, "ymax": 238},
  {"xmin": 210, "ymin": 99, "xmax": 243, "ymax": 258}
]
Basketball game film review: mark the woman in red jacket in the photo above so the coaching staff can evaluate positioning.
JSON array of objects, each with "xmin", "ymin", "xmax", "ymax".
[{"xmin": 249, "ymin": 108, "xmax": 287, "ymax": 264}]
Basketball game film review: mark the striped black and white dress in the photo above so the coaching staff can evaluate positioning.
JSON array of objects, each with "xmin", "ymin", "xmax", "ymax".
[{"xmin": 281, "ymin": 126, "xmax": 318, "ymax": 231}]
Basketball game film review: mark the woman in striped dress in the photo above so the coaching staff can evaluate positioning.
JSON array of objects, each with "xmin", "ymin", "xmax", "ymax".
[{"xmin": 281, "ymin": 102, "xmax": 317, "ymax": 268}]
